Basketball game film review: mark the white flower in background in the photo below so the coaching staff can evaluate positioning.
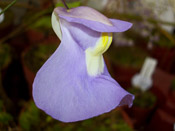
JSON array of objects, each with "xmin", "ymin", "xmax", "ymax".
[
  {"xmin": 86, "ymin": 0, "xmax": 108, "ymax": 11},
  {"xmin": 113, "ymin": 33, "xmax": 134, "ymax": 47},
  {"xmin": 0, "ymin": 8, "xmax": 5, "ymax": 24},
  {"xmin": 86, "ymin": 0, "xmax": 125, "ymax": 13},
  {"xmin": 132, "ymin": 57, "xmax": 157, "ymax": 92},
  {"xmin": 142, "ymin": 0, "xmax": 175, "ymax": 33},
  {"xmin": 169, "ymin": 0, "xmax": 175, "ymax": 13}
]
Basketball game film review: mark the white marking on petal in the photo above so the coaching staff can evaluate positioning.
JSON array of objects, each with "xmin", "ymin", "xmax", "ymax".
[
  {"xmin": 85, "ymin": 50, "xmax": 104, "ymax": 76},
  {"xmin": 86, "ymin": 33, "xmax": 112, "ymax": 76},
  {"xmin": 51, "ymin": 11, "xmax": 62, "ymax": 40}
]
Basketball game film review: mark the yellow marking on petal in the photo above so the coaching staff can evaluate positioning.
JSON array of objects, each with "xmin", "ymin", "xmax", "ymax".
[
  {"xmin": 92, "ymin": 32, "xmax": 113, "ymax": 56},
  {"xmin": 67, "ymin": 9, "xmax": 71, "ymax": 12},
  {"xmin": 85, "ymin": 33, "xmax": 113, "ymax": 76}
]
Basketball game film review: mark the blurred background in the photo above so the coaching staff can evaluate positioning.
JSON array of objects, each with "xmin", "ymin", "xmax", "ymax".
[{"xmin": 0, "ymin": 0, "xmax": 175, "ymax": 130}]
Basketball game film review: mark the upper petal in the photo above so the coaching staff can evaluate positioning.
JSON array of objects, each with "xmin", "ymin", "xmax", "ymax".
[
  {"xmin": 54, "ymin": 6, "xmax": 113, "ymax": 26},
  {"xmin": 54, "ymin": 6, "xmax": 132, "ymax": 33}
]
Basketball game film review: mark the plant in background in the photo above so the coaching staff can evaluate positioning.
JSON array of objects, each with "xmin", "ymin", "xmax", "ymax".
[
  {"xmin": 0, "ymin": 8, "xmax": 4, "ymax": 24},
  {"xmin": 141, "ymin": 0, "xmax": 175, "ymax": 33},
  {"xmin": 128, "ymin": 88, "xmax": 156, "ymax": 108},
  {"xmin": 0, "ymin": 9, "xmax": 14, "ymax": 39},
  {"xmin": 125, "ymin": 87, "xmax": 156, "ymax": 129},
  {"xmin": 23, "ymin": 44, "xmax": 57, "ymax": 73},
  {"xmin": 0, "ymin": 44, "xmax": 11, "ymax": 69},
  {"xmin": 170, "ymin": 79, "xmax": 175, "ymax": 91},
  {"xmin": 19, "ymin": 101, "xmax": 40, "ymax": 131},
  {"xmin": 18, "ymin": 101, "xmax": 133, "ymax": 131},
  {"xmin": 0, "ymin": 100, "xmax": 13, "ymax": 130},
  {"xmin": 107, "ymin": 46, "xmax": 148, "ymax": 69},
  {"xmin": 33, "ymin": 1, "xmax": 134, "ymax": 122},
  {"xmin": 0, "ymin": 0, "xmax": 17, "ymax": 15},
  {"xmin": 55, "ymin": 0, "xmax": 81, "ymax": 8}
]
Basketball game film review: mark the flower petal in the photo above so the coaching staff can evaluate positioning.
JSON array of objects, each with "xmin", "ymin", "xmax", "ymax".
[
  {"xmin": 52, "ymin": 11, "xmax": 62, "ymax": 40},
  {"xmin": 59, "ymin": 15, "xmax": 132, "ymax": 33},
  {"xmin": 33, "ymin": 18, "xmax": 134, "ymax": 122},
  {"xmin": 54, "ymin": 6, "xmax": 113, "ymax": 26},
  {"xmin": 54, "ymin": 6, "xmax": 132, "ymax": 33}
]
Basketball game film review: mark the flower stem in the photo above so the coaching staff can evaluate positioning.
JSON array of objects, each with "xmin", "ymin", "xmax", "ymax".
[
  {"xmin": 0, "ymin": 0, "xmax": 17, "ymax": 15},
  {"xmin": 61, "ymin": 0, "xmax": 69, "ymax": 10}
]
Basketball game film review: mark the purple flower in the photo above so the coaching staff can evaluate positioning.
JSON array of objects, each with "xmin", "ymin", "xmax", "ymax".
[{"xmin": 33, "ymin": 6, "xmax": 134, "ymax": 122}]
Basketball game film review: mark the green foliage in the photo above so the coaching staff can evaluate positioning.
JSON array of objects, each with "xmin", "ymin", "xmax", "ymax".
[
  {"xmin": 0, "ymin": 0, "xmax": 17, "ymax": 15},
  {"xmin": 0, "ymin": 11, "xmax": 14, "ymax": 28},
  {"xmin": 68, "ymin": 110, "xmax": 134, "ymax": 131},
  {"xmin": 0, "ymin": 44, "xmax": 11, "ymax": 69},
  {"xmin": 30, "ymin": 16, "xmax": 52, "ymax": 29},
  {"xmin": 154, "ymin": 35, "xmax": 175, "ymax": 48},
  {"xmin": 128, "ymin": 88, "xmax": 156, "ymax": 108},
  {"xmin": 24, "ymin": 44, "xmax": 57, "ymax": 73},
  {"xmin": 0, "ymin": 99, "xmax": 13, "ymax": 129},
  {"xmin": 0, "ymin": 112, "xmax": 13, "ymax": 125},
  {"xmin": 56, "ymin": 1, "xmax": 81, "ymax": 8},
  {"xmin": 19, "ymin": 101, "xmax": 40, "ymax": 131},
  {"xmin": 57, "ymin": 110, "xmax": 132, "ymax": 131},
  {"xmin": 170, "ymin": 79, "xmax": 175, "ymax": 91},
  {"xmin": 0, "ymin": 100, "xmax": 3, "ymax": 112},
  {"xmin": 18, "ymin": 101, "xmax": 133, "ymax": 131},
  {"xmin": 108, "ymin": 46, "xmax": 148, "ymax": 69},
  {"xmin": 112, "ymin": 120, "xmax": 133, "ymax": 131},
  {"xmin": 152, "ymin": 27, "xmax": 175, "ymax": 48}
]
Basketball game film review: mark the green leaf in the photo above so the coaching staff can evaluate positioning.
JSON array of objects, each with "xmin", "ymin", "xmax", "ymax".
[
  {"xmin": 24, "ymin": 44, "xmax": 57, "ymax": 73},
  {"xmin": 0, "ymin": 44, "xmax": 11, "ymax": 69},
  {"xmin": 128, "ymin": 88, "xmax": 156, "ymax": 108},
  {"xmin": 171, "ymin": 78, "xmax": 175, "ymax": 90},
  {"xmin": 30, "ymin": 16, "xmax": 51, "ymax": 29},
  {"xmin": 0, "ymin": 100, "xmax": 3, "ymax": 112},
  {"xmin": 56, "ymin": 1, "xmax": 81, "ymax": 8},
  {"xmin": 19, "ymin": 101, "xmax": 40, "ymax": 131},
  {"xmin": 0, "ymin": 112, "xmax": 13, "ymax": 125},
  {"xmin": 107, "ymin": 46, "xmax": 148, "ymax": 69}
]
